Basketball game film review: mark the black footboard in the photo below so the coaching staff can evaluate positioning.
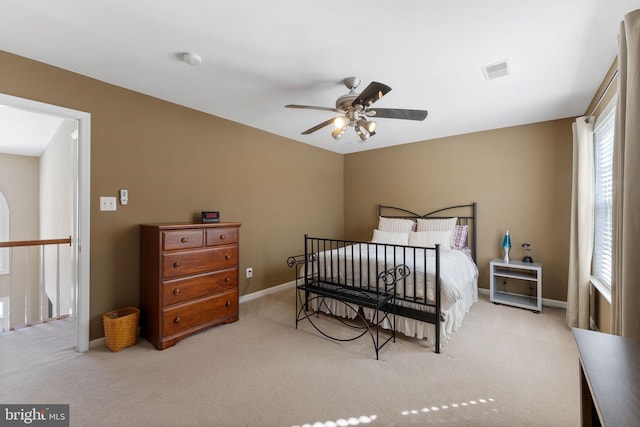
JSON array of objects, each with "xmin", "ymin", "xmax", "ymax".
[{"xmin": 288, "ymin": 235, "xmax": 442, "ymax": 354}]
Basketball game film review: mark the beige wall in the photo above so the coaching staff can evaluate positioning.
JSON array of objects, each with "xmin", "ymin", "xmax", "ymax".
[
  {"xmin": 344, "ymin": 119, "xmax": 574, "ymax": 301},
  {"xmin": 0, "ymin": 154, "xmax": 40, "ymax": 241},
  {"xmin": 0, "ymin": 153, "xmax": 40, "ymax": 325},
  {"xmin": 0, "ymin": 50, "xmax": 344, "ymax": 339},
  {"xmin": 40, "ymin": 118, "xmax": 76, "ymax": 317}
]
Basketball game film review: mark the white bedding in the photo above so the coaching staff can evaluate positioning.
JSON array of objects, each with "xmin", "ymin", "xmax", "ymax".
[{"xmin": 304, "ymin": 243, "xmax": 478, "ymax": 345}]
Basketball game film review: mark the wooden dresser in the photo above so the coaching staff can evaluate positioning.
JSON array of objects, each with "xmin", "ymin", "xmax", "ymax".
[{"xmin": 140, "ymin": 222, "xmax": 241, "ymax": 350}]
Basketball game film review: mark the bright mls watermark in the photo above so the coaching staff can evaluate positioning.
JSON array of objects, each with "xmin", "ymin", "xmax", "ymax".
[{"xmin": 0, "ymin": 405, "xmax": 69, "ymax": 426}]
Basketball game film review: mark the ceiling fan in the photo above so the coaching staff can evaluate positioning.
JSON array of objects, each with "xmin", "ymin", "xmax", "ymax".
[{"xmin": 285, "ymin": 77, "xmax": 428, "ymax": 142}]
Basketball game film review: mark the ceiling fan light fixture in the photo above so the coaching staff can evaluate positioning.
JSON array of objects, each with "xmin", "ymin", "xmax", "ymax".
[
  {"xmin": 356, "ymin": 118, "xmax": 376, "ymax": 134},
  {"xmin": 286, "ymin": 76, "xmax": 428, "ymax": 142},
  {"xmin": 355, "ymin": 126, "xmax": 369, "ymax": 141},
  {"xmin": 334, "ymin": 116, "xmax": 347, "ymax": 129},
  {"xmin": 365, "ymin": 120, "xmax": 376, "ymax": 133},
  {"xmin": 331, "ymin": 127, "xmax": 345, "ymax": 140}
]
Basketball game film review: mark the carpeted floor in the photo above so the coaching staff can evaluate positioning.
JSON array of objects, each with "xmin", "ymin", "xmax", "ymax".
[{"xmin": 1, "ymin": 288, "xmax": 579, "ymax": 426}]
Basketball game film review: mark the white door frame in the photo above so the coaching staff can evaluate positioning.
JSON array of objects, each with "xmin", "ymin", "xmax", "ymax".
[{"xmin": 0, "ymin": 93, "xmax": 90, "ymax": 352}]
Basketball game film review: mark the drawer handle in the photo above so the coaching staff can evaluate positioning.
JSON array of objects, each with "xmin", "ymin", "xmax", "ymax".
[
  {"xmin": 173, "ymin": 262, "xmax": 182, "ymax": 268},
  {"xmin": 225, "ymin": 255, "xmax": 231, "ymax": 261},
  {"xmin": 174, "ymin": 316, "xmax": 181, "ymax": 323},
  {"xmin": 181, "ymin": 237, "xmax": 189, "ymax": 243},
  {"xmin": 219, "ymin": 234, "xmax": 226, "ymax": 240},
  {"xmin": 173, "ymin": 288, "xmax": 181, "ymax": 295},
  {"xmin": 224, "ymin": 277, "xmax": 230, "ymax": 283},
  {"xmin": 225, "ymin": 301, "xmax": 231, "ymax": 307}
]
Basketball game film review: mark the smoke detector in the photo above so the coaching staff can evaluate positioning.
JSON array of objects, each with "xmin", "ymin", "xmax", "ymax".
[
  {"xmin": 482, "ymin": 60, "xmax": 511, "ymax": 80},
  {"xmin": 183, "ymin": 52, "xmax": 202, "ymax": 66}
]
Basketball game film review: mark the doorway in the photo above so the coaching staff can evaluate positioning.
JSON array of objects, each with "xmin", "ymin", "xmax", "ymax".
[{"xmin": 0, "ymin": 93, "xmax": 90, "ymax": 352}]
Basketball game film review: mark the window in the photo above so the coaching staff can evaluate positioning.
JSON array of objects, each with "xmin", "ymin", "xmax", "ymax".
[
  {"xmin": 0, "ymin": 192, "xmax": 8, "ymax": 275},
  {"xmin": 592, "ymin": 100, "xmax": 615, "ymax": 288}
]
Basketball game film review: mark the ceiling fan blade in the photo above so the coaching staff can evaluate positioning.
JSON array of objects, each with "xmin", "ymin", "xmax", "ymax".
[
  {"xmin": 301, "ymin": 117, "xmax": 339, "ymax": 135},
  {"xmin": 369, "ymin": 108, "xmax": 428, "ymax": 121},
  {"xmin": 352, "ymin": 82, "xmax": 392, "ymax": 108},
  {"xmin": 285, "ymin": 104, "xmax": 345, "ymax": 113}
]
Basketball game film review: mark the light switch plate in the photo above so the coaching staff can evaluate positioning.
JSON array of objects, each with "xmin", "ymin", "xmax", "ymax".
[{"xmin": 100, "ymin": 196, "xmax": 117, "ymax": 211}]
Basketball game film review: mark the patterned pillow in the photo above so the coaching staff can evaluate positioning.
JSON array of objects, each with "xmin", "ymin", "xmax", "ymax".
[
  {"xmin": 454, "ymin": 225, "xmax": 469, "ymax": 249},
  {"xmin": 416, "ymin": 217, "xmax": 457, "ymax": 248},
  {"xmin": 377, "ymin": 216, "xmax": 415, "ymax": 233}
]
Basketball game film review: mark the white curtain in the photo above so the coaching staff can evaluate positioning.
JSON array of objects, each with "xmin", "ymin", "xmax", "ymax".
[
  {"xmin": 567, "ymin": 117, "xmax": 594, "ymax": 329},
  {"xmin": 612, "ymin": 9, "xmax": 640, "ymax": 339}
]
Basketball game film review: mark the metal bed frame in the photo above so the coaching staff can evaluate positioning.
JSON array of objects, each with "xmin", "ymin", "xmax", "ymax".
[
  {"xmin": 288, "ymin": 257, "xmax": 409, "ymax": 360},
  {"xmin": 289, "ymin": 202, "xmax": 477, "ymax": 356},
  {"xmin": 377, "ymin": 202, "xmax": 477, "ymax": 264}
]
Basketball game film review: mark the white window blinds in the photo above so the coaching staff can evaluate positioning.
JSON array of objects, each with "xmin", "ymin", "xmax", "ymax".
[{"xmin": 592, "ymin": 105, "xmax": 615, "ymax": 288}]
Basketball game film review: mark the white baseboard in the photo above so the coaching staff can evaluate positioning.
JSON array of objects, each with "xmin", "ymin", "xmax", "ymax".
[
  {"xmin": 246, "ymin": 284, "xmax": 569, "ymax": 308},
  {"xmin": 245, "ymin": 284, "xmax": 568, "ymax": 309},
  {"xmin": 240, "ymin": 280, "xmax": 295, "ymax": 304},
  {"xmin": 478, "ymin": 288, "xmax": 566, "ymax": 309}
]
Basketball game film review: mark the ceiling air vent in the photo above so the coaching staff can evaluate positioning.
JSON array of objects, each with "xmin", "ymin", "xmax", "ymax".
[{"xmin": 482, "ymin": 60, "xmax": 511, "ymax": 81}]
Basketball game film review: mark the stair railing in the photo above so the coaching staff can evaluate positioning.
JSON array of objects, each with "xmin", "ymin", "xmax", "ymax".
[{"xmin": 0, "ymin": 237, "xmax": 72, "ymax": 331}]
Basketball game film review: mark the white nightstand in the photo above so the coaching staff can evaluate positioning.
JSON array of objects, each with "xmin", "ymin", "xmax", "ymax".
[{"xmin": 489, "ymin": 258, "xmax": 542, "ymax": 312}]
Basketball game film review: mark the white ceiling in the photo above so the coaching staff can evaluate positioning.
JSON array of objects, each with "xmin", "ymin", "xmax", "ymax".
[
  {"xmin": 0, "ymin": 105, "xmax": 65, "ymax": 156},
  {"xmin": 1, "ymin": 0, "xmax": 639, "ymax": 155}
]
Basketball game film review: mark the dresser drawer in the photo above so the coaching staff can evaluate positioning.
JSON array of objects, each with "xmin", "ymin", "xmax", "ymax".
[
  {"xmin": 162, "ymin": 246, "xmax": 238, "ymax": 279},
  {"xmin": 162, "ymin": 290, "xmax": 238, "ymax": 337},
  {"xmin": 163, "ymin": 269, "xmax": 238, "ymax": 305},
  {"xmin": 163, "ymin": 229, "xmax": 204, "ymax": 251},
  {"xmin": 206, "ymin": 227, "xmax": 238, "ymax": 246},
  {"xmin": 141, "ymin": 222, "xmax": 241, "ymax": 350}
]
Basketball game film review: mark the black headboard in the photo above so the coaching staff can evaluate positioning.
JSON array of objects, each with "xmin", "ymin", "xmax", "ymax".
[{"xmin": 377, "ymin": 203, "xmax": 477, "ymax": 263}]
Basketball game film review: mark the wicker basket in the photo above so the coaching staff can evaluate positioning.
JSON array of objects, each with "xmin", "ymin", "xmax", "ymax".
[{"xmin": 103, "ymin": 306, "xmax": 140, "ymax": 352}]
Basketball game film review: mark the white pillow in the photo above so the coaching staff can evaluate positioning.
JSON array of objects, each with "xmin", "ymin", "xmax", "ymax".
[
  {"xmin": 371, "ymin": 229, "xmax": 410, "ymax": 245},
  {"xmin": 377, "ymin": 216, "xmax": 415, "ymax": 233},
  {"xmin": 408, "ymin": 231, "xmax": 452, "ymax": 251},
  {"xmin": 416, "ymin": 217, "xmax": 457, "ymax": 248}
]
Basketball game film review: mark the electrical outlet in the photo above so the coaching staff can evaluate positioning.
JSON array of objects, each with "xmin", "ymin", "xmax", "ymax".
[
  {"xmin": 246, "ymin": 267, "xmax": 253, "ymax": 278},
  {"xmin": 100, "ymin": 196, "xmax": 117, "ymax": 211}
]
